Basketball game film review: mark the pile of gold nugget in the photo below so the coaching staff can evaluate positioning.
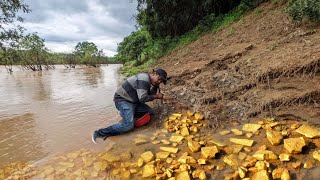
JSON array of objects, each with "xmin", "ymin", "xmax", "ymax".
[
  {"xmin": 1, "ymin": 111, "xmax": 320, "ymax": 179},
  {"xmin": 102, "ymin": 112, "xmax": 320, "ymax": 179}
]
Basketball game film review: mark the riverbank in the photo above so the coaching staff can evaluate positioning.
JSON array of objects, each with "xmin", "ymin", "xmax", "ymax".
[{"xmin": 1, "ymin": 110, "xmax": 319, "ymax": 179}]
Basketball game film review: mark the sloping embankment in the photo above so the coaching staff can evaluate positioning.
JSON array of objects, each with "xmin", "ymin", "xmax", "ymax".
[{"xmin": 155, "ymin": 2, "xmax": 320, "ymax": 126}]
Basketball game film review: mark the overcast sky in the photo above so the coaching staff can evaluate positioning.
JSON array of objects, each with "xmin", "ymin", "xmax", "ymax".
[{"xmin": 21, "ymin": 0, "xmax": 138, "ymax": 57}]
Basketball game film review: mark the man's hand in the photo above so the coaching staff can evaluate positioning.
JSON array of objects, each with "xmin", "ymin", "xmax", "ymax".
[{"xmin": 155, "ymin": 92, "xmax": 164, "ymax": 99}]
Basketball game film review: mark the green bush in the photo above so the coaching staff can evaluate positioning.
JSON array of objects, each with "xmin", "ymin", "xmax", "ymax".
[{"xmin": 287, "ymin": 0, "xmax": 320, "ymax": 22}]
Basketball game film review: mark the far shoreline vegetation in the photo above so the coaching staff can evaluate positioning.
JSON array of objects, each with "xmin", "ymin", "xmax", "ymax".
[{"xmin": 1, "ymin": 0, "xmax": 319, "ymax": 74}]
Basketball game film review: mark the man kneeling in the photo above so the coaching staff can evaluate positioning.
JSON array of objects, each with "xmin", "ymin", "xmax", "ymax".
[{"xmin": 92, "ymin": 69, "xmax": 168, "ymax": 144}]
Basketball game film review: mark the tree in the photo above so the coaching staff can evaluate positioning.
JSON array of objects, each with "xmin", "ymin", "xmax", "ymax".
[
  {"xmin": 0, "ymin": 0, "xmax": 31, "ymax": 48},
  {"xmin": 0, "ymin": 41, "xmax": 21, "ymax": 72},
  {"xmin": 73, "ymin": 41, "xmax": 103, "ymax": 67},
  {"xmin": 116, "ymin": 29, "xmax": 151, "ymax": 65},
  {"xmin": 136, "ymin": 0, "xmax": 241, "ymax": 38},
  {"xmin": 20, "ymin": 33, "xmax": 53, "ymax": 71}
]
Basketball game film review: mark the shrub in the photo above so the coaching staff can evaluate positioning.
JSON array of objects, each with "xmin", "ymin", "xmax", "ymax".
[{"xmin": 287, "ymin": 0, "xmax": 320, "ymax": 22}]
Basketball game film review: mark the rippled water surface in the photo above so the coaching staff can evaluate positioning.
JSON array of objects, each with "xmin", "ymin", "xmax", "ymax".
[{"xmin": 0, "ymin": 65, "xmax": 122, "ymax": 167}]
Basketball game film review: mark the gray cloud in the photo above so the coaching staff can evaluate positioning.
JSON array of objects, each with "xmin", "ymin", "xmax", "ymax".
[{"xmin": 19, "ymin": 0, "xmax": 138, "ymax": 56}]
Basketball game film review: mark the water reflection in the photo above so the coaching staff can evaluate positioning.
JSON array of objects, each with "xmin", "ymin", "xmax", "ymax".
[
  {"xmin": 33, "ymin": 71, "xmax": 51, "ymax": 101},
  {"xmin": 81, "ymin": 67, "xmax": 104, "ymax": 88}
]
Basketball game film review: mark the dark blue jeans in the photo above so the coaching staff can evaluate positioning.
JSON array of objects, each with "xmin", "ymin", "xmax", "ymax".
[{"xmin": 97, "ymin": 100, "xmax": 154, "ymax": 137}]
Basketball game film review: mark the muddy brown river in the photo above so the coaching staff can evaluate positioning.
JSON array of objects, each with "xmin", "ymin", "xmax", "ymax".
[{"xmin": 0, "ymin": 65, "xmax": 122, "ymax": 168}]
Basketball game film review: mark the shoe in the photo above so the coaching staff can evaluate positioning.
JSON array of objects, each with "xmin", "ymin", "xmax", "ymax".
[
  {"xmin": 92, "ymin": 131, "xmax": 99, "ymax": 144},
  {"xmin": 103, "ymin": 134, "xmax": 111, "ymax": 141}
]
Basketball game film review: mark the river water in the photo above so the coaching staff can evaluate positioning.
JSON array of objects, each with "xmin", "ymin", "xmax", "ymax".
[{"xmin": 0, "ymin": 65, "xmax": 122, "ymax": 168}]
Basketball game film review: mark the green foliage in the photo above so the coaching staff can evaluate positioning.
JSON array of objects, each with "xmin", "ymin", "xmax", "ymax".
[
  {"xmin": 287, "ymin": 0, "xmax": 320, "ymax": 22},
  {"xmin": 0, "ymin": 0, "xmax": 30, "ymax": 47},
  {"xmin": 136, "ymin": 0, "xmax": 242, "ymax": 39},
  {"xmin": 116, "ymin": 29, "xmax": 151, "ymax": 65},
  {"xmin": 73, "ymin": 41, "xmax": 104, "ymax": 67},
  {"xmin": 117, "ymin": 0, "xmax": 261, "ymax": 75},
  {"xmin": 19, "ymin": 33, "xmax": 53, "ymax": 71}
]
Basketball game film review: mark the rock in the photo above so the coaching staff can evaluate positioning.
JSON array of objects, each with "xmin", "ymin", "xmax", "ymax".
[
  {"xmin": 166, "ymin": 168, "xmax": 173, "ymax": 178},
  {"xmin": 224, "ymin": 171, "xmax": 240, "ymax": 180},
  {"xmin": 193, "ymin": 170, "xmax": 206, "ymax": 180},
  {"xmin": 176, "ymin": 171, "xmax": 190, "ymax": 180},
  {"xmin": 284, "ymin": 137, "xmax": 308, "ymax": 154},
  {"xmin": 313, "ymin": 150, "xmax": 320, "ymax": 162},
  {"xmin": 197, "ymin": 159, "xmax": 206, "ymax": 165},
  {"xmin": 244, "ymin": 147, "xmax": 251, "ymax": 152},
  {"xmin": 156, "ymin": 152, "xmax": 170, "ymax": 159},
  {"xmin": 223, "ymin": 154, "xmax": 238, "ymax": 168},
  {"xmin": 254, "ymin": 161, "xmax": 269, "ymax": 171},
  {"xmin": 178, "ymin": 156, "xmax": 196, "ymax": 164},
  {"xmin": 93, "ymin": 162, "xmax": 108, "ymax": 172},
  {"xmin": 137, "ymin": 158, "xmax": 144, "ymax": 167},
  {"xmin": 242, "ymin": 124, "xmax": 262, "ymax": 132},
  {"xmin": 246, "ymin": 133, "xmax": 253, "ymax": 138},
  {"xmin": 129, "ymin": 169, "xmax": 138, "ymax": 174},
  {"xmin": 190, "ymin": 126, "xmax": 198, "ymax": 133},
  {"xmin": 208, "ymin": 139, "xmax": 226, "ymax": 147},
  {"xmin": 253, "ymin": 150, "xmax": 278, "ymax": 160},
  {"xmin": 291, "ymin": 162, "xmax": 301, "ymax": 169},
  {"xmin": 172, "ymin": 113, "xmax": 182, "ymax": 118},
  {"xmin": 252, "ymin": 170, "xmax": 270, "ymax": 180},
  {"xmin": 259, "ymin": 145, "xmax": 267, "ymax": 150},
  {"xmin": 231, "ymin": 144, "xmax": 244, "ymax": 153},
  {"xmin": 303, "ymin": 161, "xmax": 313, "ymax": 169},
  {"xmin": 239, "ymin": 152, "xmax": 247, "ymax": 160},
  {"xmin": 272, "ymin": 168, "xmax": 284, "ymax": 179},
  {"xmin": 134, "ymin": 138, "xmax": 148, "ymax": 145},
  {"xmin": 281, "ymin": 169, "xmax": 291, "ymax": 180},
  {"xmin": 187, "ymin": 111, "xmax": 194, "ymax": 117},
  {"xmin": 201, "ymin": 146, "xmax": 219, "ymax": 159},
  {"xmin": 170, "ymin": 135, "xmax": 184, "ymax": 143},
  {"xmin": 179, "ymin": 164, "xmax": 190, "ymax": 172},
  {"xmin": 152, "ymin": 140, "xmax": 161, "ymax": 144},
  {"xmin": 142, "ymin": 165, "xmax": 155, "ymax": 178},
  {"xmin": 101, "ymin": 152, "xmax": 121, "ymax": 163},
  {"xmin": 181, "ymin": 127, "xmax": 190, "ymax": 136},
  {"xmin": 264, "ymin": 122, "xmax": 280, "ymax": 129},
  {"xmin": 166, "ymin": 158, "xmax": 173, "ymax": 164},
  {"xmin": 295, "ymin": 124, "xmax": 320, "ymax": 138},
  {"xmin": 216, "ymin": 164, "xmax": 224, "ymax": 171},
  {"xmin": 161, "ymin": 139, "xmax": 171, "ymax": 145},
  {"xmin": 279, "ymin": 154, "xmax": 291, "ymax": 162},
  {"xmin": 290, "ymin": 123, "xmax": 301, "ymax": 129},
  {"xmin": 194, "ymin": 113, "xmax": 204, "ymax": 120},
  {"xmin": 281, "ymin": 130, "xmax": 289, "ymax": 136},
  {"xmin": 140, "ymin": 151, "xmax": 154, "ymax": 163},
  {"xmin": 188, "ymin": 140, "xmax": 201, "ymax": 152},
  {"xmin": 230, "ymin": 138, "xmax": 254, "ymax": 146},
  {"xmin": 266, "ymin": 129, "xmax": 283, "ymax": 145},
  {"xmin": 242, "ymin": 158, "xmax": 257, "ymax": 168},
  {"xmin": 231, "ymin": 129, "xmax": 243, "ymax": 135},
  {"xmin": 160, "ymin": 147, "xmax": 179, "ymax": 153},
  {"xmin": 219, "ymin": 130, "xmax": 231, "ymax": 135},
  {"xmin": 238, "ymin": 166, "xmax": 247, "ymax": 178}
]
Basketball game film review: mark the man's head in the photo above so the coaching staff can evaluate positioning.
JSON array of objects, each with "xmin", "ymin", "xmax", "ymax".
[{"xmin": 150, "ymin": 68, "xmax": 168, "ymax": 86}]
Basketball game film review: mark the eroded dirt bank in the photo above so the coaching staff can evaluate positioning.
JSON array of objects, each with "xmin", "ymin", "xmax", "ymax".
[{"xmin": 156, "ymin": 2, "xmax": 320, "ymax": 126}]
